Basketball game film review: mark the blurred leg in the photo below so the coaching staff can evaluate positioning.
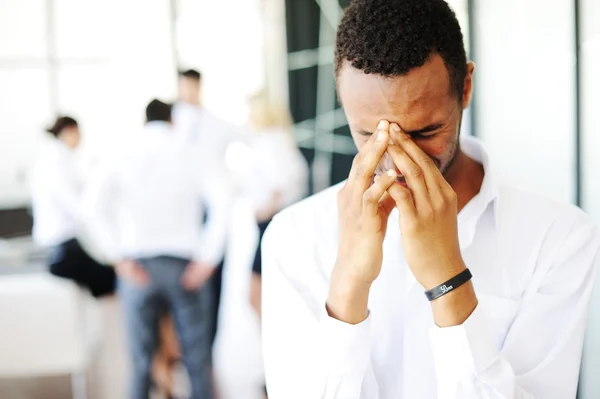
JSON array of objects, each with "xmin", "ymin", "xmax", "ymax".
[
  {"xmin": 49, "ymin": 239, "xmax": 116, "ymax": 297},
  {"xmin": 249, "ymin": 273, "xmax": 262, "ymax": 320},
  {"xmin": 119, "ymin": 270, "xmax": 162, "ymax": 399},
  {"xmin": 153, "ymin": 314, "xmax": 180, "ymax": 397},
  {"xmin": 208, "ymin": 260, "xmax": 224, "ymax": 347},
  {"xmin": 169, "ymin": 275, "xmax": 214, "ymax": 399}
]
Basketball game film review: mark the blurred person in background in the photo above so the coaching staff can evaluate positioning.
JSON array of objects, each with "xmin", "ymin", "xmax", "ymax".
[
  {"xmin": 87, "ymin": 99, "xmax": 230, "ymax": 399},
  {"xmin": 244, "ymin": 91, "xmax": 308, "ymax": 320},
  {"xmin": 172, "ymin": 68, "xmax": 240, "ymax": 355},
  {"xmin": 30, "ymin": 116, "xmax": 116, "ymax": 297}
]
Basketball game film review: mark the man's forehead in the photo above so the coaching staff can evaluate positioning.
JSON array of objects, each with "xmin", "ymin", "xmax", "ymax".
[{"xmin": 337, "ymin": 56, "xmax": 454, "ymax": 129}]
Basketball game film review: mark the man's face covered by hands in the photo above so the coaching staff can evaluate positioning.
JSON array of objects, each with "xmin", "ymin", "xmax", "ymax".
[{"xmin": 338, "ymin": 54, "xmax": 474, "ymax": 185}]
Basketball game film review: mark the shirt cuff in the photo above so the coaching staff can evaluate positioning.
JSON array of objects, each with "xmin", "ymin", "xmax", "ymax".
[
  {"xmin": 429, "ymin": 304, "xmax": 498, "ymax": 386},
  {"xmin": 193, "ymin": 248, "xmax": 222, "ymax": 267},
  {"xmin": 320, "ymin": 306, "xmax": 372, "ymax": 383}
]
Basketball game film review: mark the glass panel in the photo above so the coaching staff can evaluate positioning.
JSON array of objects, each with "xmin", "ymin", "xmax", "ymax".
[
  {"xmin": 0, "ymin": 0, "xmax": 47, "ymax": 59},
  {"xmin": 0, "ymin": 68, "xmax": 52, "ymax": 208}
]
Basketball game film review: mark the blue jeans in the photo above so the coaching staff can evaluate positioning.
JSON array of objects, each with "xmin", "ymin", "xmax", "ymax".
[{"xmin": 119, "ymin": 256, "xmax": 214, "ymax": 399}]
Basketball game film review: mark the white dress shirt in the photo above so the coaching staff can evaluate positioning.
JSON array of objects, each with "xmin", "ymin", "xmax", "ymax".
[
  {"xmin": 172, "ymin": 101, "xmax": 242, "ymax": 160},
  {"xmin": 240, "ymin": 128, "xmax": 309, "ymax": 212},
  {"xmin": 86, "ymin": 122, "xmax": 230, "ymax": 266},
  {"xmin": 31, "ymin": 140, "xmax": 83, "ymax": 247},
  {"xmin": 262, "ymin": 136, "xmax": 600, "ymax": 399}
]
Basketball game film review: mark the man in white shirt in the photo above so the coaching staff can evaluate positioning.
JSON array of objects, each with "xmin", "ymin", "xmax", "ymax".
[
  {"xmin": 261, "ymin": 0, "xmax": 600, "ymax": 398},
  {"xmin": 172, "ymin": 69, "xmax": 240, "ymax": 347},
  {"xmin": 87, "ymin": 100, "xmax": 229, "ymax": 399}
]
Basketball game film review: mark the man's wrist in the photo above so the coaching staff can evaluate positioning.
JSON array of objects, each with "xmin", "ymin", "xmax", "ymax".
[
  {"xmin": 419, "ymin": 260, "xmax": 467, "ymax": 291},
  {"xmin": 430, "ymin": 280, "xmax": 478, "ymax": 327},
  {"xmin": 327, "ymin": 268, "xmax": 372, "ymax": 325}
]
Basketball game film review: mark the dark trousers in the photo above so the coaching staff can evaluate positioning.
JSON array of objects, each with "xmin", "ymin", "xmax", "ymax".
[
  {"xmin": 208, "ymin": 260, "xmax": 224, "ymax": 347},
  {"xmin": 251, "ymin": 219, "xmax": 272, "ymax": 275},
  {"xmin": 119, "ymin": 256, "xmax": 214, "ymax": 399},
  {"xmin": 49, "ymin": 238, "xmax": 116, "ymax": 297}
]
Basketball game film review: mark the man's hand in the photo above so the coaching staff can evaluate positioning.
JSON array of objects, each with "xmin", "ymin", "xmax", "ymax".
[
  {"xmin": 180, "ymin": 261, "xmax": 215, "ymax": 291},
  {"xmin": 327, "ymin": 120, "xmax": 398, "ymax": 325},
  {"xmin": 116, "ymin": 259, "xmax": 150, "ymax": 287},
  {"xmin": 386, "ymin": 123, "xmax": 477, "ymax": 326}
]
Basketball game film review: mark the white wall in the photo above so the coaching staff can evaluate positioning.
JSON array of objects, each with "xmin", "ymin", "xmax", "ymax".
[
  {"xmin": 474, "ymin": 1, "xmax": 600, "ymax": 396},
  {"xmin": 576, "ymin": 0, "xmax": 600, "ymax": 396},
  {"xmin": 473, "ymin": 0, "xmax": 577, "ymax": 203}
]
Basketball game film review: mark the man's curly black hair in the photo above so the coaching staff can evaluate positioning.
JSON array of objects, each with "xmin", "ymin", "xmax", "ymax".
[{"xmin": 335, "ymin": 0, "xmax": 467, "ymax": 101}]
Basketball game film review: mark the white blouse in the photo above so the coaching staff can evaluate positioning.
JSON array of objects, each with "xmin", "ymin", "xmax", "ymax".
[{"xmin": 236, "ymin": 128, "xmax": 309, "ymax": 213}]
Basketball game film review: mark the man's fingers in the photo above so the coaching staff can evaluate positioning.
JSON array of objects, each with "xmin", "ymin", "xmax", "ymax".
[
  {"xmin": 363, "ymin": 169, "xmax": 397, "ymax": 216},
  {"xmin": 132, "ymin": 263, "xmax": 150, "ymax": 286},
  {"xmin": 389, "ymin": 123, "xmax": 444, "ymax": 194},
  {"xmin": 387, "ymin": 182, "xmax": 416, "ymax": 218},
  {"xmin": 379, "ymin": 191, "xmax": 397, "ymax": 218},
  {"xmin": 180, "ymin": 264, "xmax": 213, "ymax": 291},
  {"xmin": 386, "ymin": 145, "xmax": 429, "ymax": 204},
  {"xmin": 348, "ymin": 120, "xmax": 390, "ymax": 192}
]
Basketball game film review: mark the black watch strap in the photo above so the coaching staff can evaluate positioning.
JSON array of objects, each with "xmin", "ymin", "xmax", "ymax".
[{"xmin": 425, "ymin": 268, "xmax": 472, "ymax": 301}]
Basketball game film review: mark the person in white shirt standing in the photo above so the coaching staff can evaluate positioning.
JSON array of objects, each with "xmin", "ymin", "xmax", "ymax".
[
  {"xmin": 87, "ymin": 100, "xmax": 229, "ymax": 399},
  {"xmin": 243, "ymin": 90, "xmax": 308, "ymax": 319},
  {"xmin": 31, "ymin": 116, "xmax": 116, "ymax": 297},
  {"xmin": 172, "ymin": 69, "xmax": 240, "ymax": 351},
  {"xmin": 261, "ymin": 1, "xmax": 600, "ymax": 398}
]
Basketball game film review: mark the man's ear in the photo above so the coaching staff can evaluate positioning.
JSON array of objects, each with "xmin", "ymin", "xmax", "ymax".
[{"xmin": 462, "ymin": 62, "xmax": 475, "ymax": 109}]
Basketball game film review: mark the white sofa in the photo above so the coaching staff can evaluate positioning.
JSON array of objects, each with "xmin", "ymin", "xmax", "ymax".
[{"xmin": 0, "ymin": 272, "xmax": 101, "ymax": 399}]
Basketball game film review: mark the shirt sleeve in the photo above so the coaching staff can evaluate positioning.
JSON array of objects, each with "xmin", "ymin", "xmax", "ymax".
[
  {"xmin": 193, "ymin": 165, "xmax": 232, "ymax": 266},
  {"xmin": 262, "ymin": 212, "xmax": 379, "ymax": 399},
  {"xmin": 83, "ymin": 163, "xmax": 122, "ymax": 262},
  {"xmin": 279, "ymin": 143, "xmax": 309, "ymax": 209},
  {"xmin": 43, "ymin": 159, "xmax": 84, "ymax": 224},
  {"xmin": 429, "ymin": 214, "xmax": 600, "ymax": 399}
]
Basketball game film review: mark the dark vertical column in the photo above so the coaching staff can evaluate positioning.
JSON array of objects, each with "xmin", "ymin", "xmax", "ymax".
[{"xmin": 284, "ymin": 0, "xmax": 321, "ymax": 194}]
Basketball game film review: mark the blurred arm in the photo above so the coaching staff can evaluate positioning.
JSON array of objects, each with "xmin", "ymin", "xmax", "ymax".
[
  {"xmin": 194, "ymin": 165, "xmax": 232, "ymax": 266},
  {"xmin": 279, "ymin": 142, "xmax": 309, "ymax": 209},
  {"xmin": 83, "ymin": 164, "xmax": 122, "ymax": 262}
]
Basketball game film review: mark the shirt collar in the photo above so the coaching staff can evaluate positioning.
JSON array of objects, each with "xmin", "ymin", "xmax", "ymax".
[
  {"xmin": 457, "ymin": 135, "xmax": 500, "ymax": 250},
  {"xmin": 144, "ymin": 121, "xmax": 172, "ymax": 135},
  {"xmin": 47, "ymin": 138, "xmax": 75, "ymax": 158}
]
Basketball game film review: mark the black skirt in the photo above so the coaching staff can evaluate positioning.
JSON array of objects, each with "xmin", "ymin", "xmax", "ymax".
[{"xmin": 49, "ymin": 238, "xmax": 116, "ymax": 297}]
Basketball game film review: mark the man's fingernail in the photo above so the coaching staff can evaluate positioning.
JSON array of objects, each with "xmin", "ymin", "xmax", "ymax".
[
  {"xmin": 391, "ymin": 123, "xmax": 400, "ymax": 132},
  {"xmin": 377, "ymin": 130, "xmax": 387, "ymax": 141},
  {"xmin": 386, "ymin": 169, "xmax": 396, "ymax": 177},
  {"xmin": 378, "ymin": 120, "xmax": 388, "ymax": 130}
]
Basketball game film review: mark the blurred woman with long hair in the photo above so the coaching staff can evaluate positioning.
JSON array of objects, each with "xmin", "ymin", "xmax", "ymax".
[{"xmin": 31, "ymin": 116, "xmax": 116, "ymax": 297}]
